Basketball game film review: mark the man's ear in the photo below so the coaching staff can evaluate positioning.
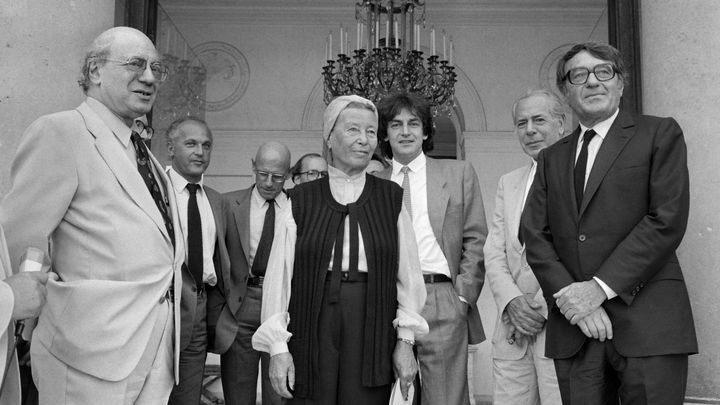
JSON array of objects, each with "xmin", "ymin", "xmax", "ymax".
[{"xmin": 88, "ymin": 60, "xmax": 102, "ymax": 86}]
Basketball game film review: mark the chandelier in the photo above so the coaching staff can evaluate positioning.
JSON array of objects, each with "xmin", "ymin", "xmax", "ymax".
[{"xmin": 322, "ymin": 0, "xmax": 457, "ymax": 113}]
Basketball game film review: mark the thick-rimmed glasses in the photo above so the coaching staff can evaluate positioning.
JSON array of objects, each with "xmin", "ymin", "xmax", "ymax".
[
  {"xmin": 292, "ymin": 170, "xmax": 328, "ymax": 184},
  {"xmin": 563, "ymin": 63, "xmax": 617, "ymax": 85},
  {"xmin": 100, "ymin": 57, "xmax": 169, "ymax": 82},
  {"xmin": 254, "ymin": 169, "xmax": 287, "ymax": 183}
]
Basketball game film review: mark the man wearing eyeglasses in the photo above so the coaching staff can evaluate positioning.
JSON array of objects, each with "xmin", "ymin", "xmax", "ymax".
[
  {"xmin": 290, "ymin": 153, "xmax": 328, "ymax": 185},
  {"xmin": 521, "ymin": 42, "xmax": 697, "ymax": 404},
  {"xmin": 0, "ymin": 27, "xmax": 184, "ymax": 404},
  {"xmin": 212, "ymin": 142, "xmax": 289, "ymax": 405}
]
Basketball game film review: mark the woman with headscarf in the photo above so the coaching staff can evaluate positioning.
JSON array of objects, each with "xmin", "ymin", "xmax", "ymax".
[{"xmin": 252, "ymin": 95, "xmax": 428, "ymax": 405}]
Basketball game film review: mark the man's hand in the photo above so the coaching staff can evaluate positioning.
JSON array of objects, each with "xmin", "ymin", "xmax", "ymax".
[
  {"xmin": 553, "ymin": 280, "xmax": 606, "ymax": 324},
  {"xmin": 392, "ymin": 341, "xmax": 418, "ymax": 401},
  {"xmin": 269, "ymin": 352, "xmax": 295, "ymax": 398},
  {"xmin": 504, "ymin": 294, "xmax": 546, "ymax": 337},
  {"xmin": 576, "ymin": 307, "xmax": 613, "ymax": 341},
  {"xmin": 4, "ymin": 272, "xmax": 52, "ymax": 321}
]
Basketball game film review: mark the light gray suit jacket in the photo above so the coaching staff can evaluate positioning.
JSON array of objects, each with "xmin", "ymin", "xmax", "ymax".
[
  {"xmin": 0, "ymin": 101, "xmax": 185, "ymax": 382},
  {"xmin": 484, "ymin": 164, "xmax": 547, "ymax": 360},
  {"xmin": 379, "ymin": 156, "xmax": 487, "ymax": 344}
]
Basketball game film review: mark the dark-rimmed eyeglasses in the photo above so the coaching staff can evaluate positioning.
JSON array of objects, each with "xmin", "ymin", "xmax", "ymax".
[
  {"xmin": 292, "ymin": 170, "xmax": 328, "ymax": 184},
  {"xmin": 100, "ymin": 57, "xmax": 169, "ymax": 82},
  {"xmin": 563, "ymin": 63, "xmax": 617, "ymax": 85},
  {"xmin": 254, "ymin": 169, "xmax": 287, "ymax": 183}
]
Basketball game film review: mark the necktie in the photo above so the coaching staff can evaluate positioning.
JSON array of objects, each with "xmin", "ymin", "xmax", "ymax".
[
  {"xmin": 574, "ymin": 129, "xmax": 597, "ymax": 211},
  {"xmin": 401, "ymin": 166, "xmax": 413, "ymax": 218},
  {"xmin": 252, "ymin": 199, "xmax": 275, "ymax": 277},
  {"xmin": 130, "ymin": 130, "xmax": 175, "ymax": 246},
  {"xmin": 186, "ymin": 183, "xmax": 203, "ymax": 287}
]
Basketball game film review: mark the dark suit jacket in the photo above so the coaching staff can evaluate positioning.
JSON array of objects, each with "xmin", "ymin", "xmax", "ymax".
[
  {"xmin": 521, "ymin": 111, "xmax": 698, "ymax": 359},
  {"xmin": 207, "ymin": 186, "xmax": 253, "ymax": 354},
  {"xmin": 178, "ymin": 185, "xmax": 227, "ymax": 351},
  {"xmin": 378, "ymin": 156, "xmax": 487, "ymax": 344}
]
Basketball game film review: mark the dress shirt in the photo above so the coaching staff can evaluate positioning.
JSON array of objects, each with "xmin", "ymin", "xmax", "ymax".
[
  {"xmin": 166, "ymin": 167, "xmax": 217, "ymax": 286},
  {"xmin": 575, "ymin": 109, "xmax": 620, "ymax": 300},
  {"xmin": 390, "ymin": 154, "xmax": 451, "ymax": 279},
  {"xmin": 249, "ymin": 187, "xmax": 289, "ymax": 276},
  {"xmin": 252, "ymin": 164, "xmax": 429, "ymax": 356}
]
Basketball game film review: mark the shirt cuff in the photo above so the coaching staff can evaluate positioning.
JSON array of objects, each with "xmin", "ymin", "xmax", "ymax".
[
  {"xmin": 396, "ymin": 327, "xmax": 415, "ymax": 342},
  {"xmin": 593, "ymin": 277, "xmax": 618, "ymax": 300},
  {"xmin": 458, "ymin": 295, "xmax": 468, "ymax": 305},
  {"xmin": 269, "ymin": 341, "xmax": 289, "ymax": 357}
]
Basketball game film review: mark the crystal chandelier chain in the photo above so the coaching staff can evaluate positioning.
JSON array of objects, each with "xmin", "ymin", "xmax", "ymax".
[{"xmin": 322, "ymin": 0, "xmax": 457, "ymax": 113}]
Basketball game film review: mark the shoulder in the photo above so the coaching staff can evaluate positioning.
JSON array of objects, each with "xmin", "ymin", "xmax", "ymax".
[
  {"xmin": 222, "ymin": 186, "xmax": 252, "ymax": 203},
  {"xmin": 500, "ymin": 164, "xmax": 531, "ymax": 185}
]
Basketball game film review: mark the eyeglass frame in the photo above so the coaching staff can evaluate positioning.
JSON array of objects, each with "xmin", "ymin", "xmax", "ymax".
[
  {"xmin": 292, "ymin": 170, "xmax": 328, "ymax": 184},
  {"xmin": 254, "ymin": 168, "xmax": 288, "ymax": 183},
  {"xmin": 96, "ymin": 56, "xmax": 170, "ymax": 82},
  {"xmin": 562, "ymin": 63, "xmax": 618, "ymax": 85}
]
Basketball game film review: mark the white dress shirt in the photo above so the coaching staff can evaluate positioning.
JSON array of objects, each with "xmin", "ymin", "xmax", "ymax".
[
  {"xmin": 166, "ymin": 167, "xmax": 217, "ymax": 286},
  {"xmin": 575, "ymin": 108, "xmax": 620, "ymax": 299},
  {"xmin": 522, "ymin": 160, "xmax": 537, "ymax": 210},
  {"xmin": 390, "ymin": 153, "xmax": 451, "ymax": 278},
  {"xmin": 249, "ymin": 186, "xmax": 289, "ymax": 275},
  {"xmin": 252, "ymin": 165, "xmax": 429, "ymax": 356}
]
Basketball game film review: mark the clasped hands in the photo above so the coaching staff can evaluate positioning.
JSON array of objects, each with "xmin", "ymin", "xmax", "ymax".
[
  {"xmin": 554, "ymin": 280, "xmax": 613, "ymax": 341},
  {"xmin": 503, "ymin": 293, "xmax": 545, "ymax": 345}
]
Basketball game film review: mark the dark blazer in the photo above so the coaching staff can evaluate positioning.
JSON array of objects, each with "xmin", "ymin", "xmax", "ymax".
[
  {"xmin": 207, "ymin": 187, "xmax": 253, "ymax": 354},
  {"xmin": 521, "ymin": 111, "xmax": 698, "ymax": 359},
  {"xmin": 378, "ymin": 156, "xmax": 487, "ymax": 344},
  {"xmin": 178, "ymin": 185, "xmax": 227, "ymax": 351}
]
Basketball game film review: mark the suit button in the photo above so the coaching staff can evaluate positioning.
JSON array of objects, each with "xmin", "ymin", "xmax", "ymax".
[{"xmin": 578, "ymin": 234, "xmax": 587, "ymax": 242}]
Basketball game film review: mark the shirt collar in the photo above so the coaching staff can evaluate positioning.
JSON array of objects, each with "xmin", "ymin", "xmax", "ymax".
[
  {"xmin": 579, "ymin": 108, "xmax": 620, "ymax": 141},
  {"xmin": 328, "ymin": 164, "xmax": 366, "ymax": 182},
  {"xmin": 166, "ymin": 166, "xmax": 204, "ymax": 194},
  {"xmin": 392, "ymin": 152, "xmax": 426, "ymax": 175},
  {"xmin": 251, "ymin": 184, "xmax": 288, "ymax": 209},
  {"xmin": 85, "ymin": 96, "xmax": 149, "ymax": 147}
]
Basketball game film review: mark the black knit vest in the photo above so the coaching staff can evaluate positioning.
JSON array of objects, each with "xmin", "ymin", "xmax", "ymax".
[{"xmin": 288, "ymin": 174, "xmax": 402, "ymax": 398}]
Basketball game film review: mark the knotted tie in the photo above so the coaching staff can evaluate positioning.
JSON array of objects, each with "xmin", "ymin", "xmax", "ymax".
[
  {"xmin": 574, "ymin": 129, "xmax": 597, "ymax": 211},
  {"xmin": 400, "ymin": 166, "xmax": 413, "ymax": 218},
  {"xmin": 252, "ymin": 199, "xmax": 275, "ymax": 277},
  {"xmin": 186, "ymin": 183, "xmax": 203, "ymax": 287},
  {"xmin": 130, "ymin": 130, "xmax": 175, "ymax": 246}
]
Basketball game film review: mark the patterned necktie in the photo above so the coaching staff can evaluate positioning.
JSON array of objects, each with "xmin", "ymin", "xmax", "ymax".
[
  {"xmin": 401, "ymin": 166, "xmax": 413, "ymax": 218},
  {"xmin": 186, "ymin": 183, "xmax": 203, "ymax": 287},
  {"xmin": 574, "ymin": 129, "xmax": 597, "ymax": 211},
  {"xmin": 252, "ymin": 199, "xmax": 275, "ymax": 277},
  {"xmin": 130, "ymin": 130, "xmax": 175, "ymax": 246}
]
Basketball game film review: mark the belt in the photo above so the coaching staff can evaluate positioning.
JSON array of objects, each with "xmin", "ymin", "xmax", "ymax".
[
  {"xmin": 193, "ymin": 283, "xmax": 206, "ymax": 296},
  {"xmin": 326, "ymin": 271, "xmax": 368, "ymax": 282},
  {"xmin": 247, "ymin": 276, "xmax": 264, "ymax": 287},
  {"xmin": 423, "ymin": 274, "xmax": 451, "ymax": 283}
]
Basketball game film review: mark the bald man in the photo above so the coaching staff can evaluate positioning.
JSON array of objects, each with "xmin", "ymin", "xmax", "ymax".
[
  {"xmin": 0, "ymin": 27, "xmax": 183, "ymax": 404},
  {"xmin": 208, "ymin": 142, "xmax": 289, "ymax": 405}
]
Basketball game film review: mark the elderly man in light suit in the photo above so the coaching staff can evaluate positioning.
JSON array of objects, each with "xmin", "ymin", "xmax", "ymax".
[
  {"xmin": 484, "ymin": 89, "xmax": 565, "ymax": 404},
  {"xmin": 377, "ymin": 92, "xmax": 487, "ymax": 405},
  {"xmin": 0, "ymin": 27, "xmax": 184, "ymax": 404}
]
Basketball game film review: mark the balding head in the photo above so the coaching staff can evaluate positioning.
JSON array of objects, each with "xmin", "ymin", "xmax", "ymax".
[
  {"xmin": 79, "ymin": 26, "xmax": 162, "ymax": 125},
  {"xmin": 252, "ymin": 142, "xmax": 291, "ymax": 200}
]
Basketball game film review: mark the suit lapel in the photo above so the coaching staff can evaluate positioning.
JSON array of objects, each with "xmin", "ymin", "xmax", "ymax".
[
  {"xmin": 426, "ymin": 157, "xmax": 449, "ymax": 245},
  {"xmin": 79, "ymin": 103, "xmax": 170, "ymax": 242},
  {"xmin": 233, "ymin": 188, "xmax": 252, "ymax": 264},
  {"xmin": 579, "ymin": 112, "xmax": 636, "ymax": 216},
  {"xmin": 509, "ymin": 165, "xmax": 532, "ymax": 254}
]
